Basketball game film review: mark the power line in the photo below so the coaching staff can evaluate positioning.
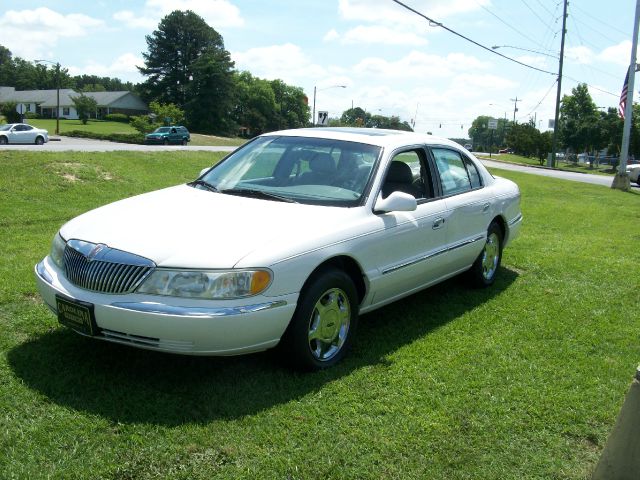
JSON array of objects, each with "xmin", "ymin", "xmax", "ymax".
[
  {"xmin": 390, "ymin": 0, "xmax": 557, "ymax": 76},
  {"xmin": 474, "ymin": 1, "xmax": 547, "ymax": 50},
  {"xmin": 518, "ymin": 78, "xmax": 558, "ymax": 121},
  {"xmin": 520, "ymin": 0, "xmax": 555, "ymax": 35}
]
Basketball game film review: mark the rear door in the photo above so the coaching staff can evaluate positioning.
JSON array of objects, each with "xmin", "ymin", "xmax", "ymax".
[{"xmin": 429, "ymin": 147, "xmax": 493, "ymax": 271}]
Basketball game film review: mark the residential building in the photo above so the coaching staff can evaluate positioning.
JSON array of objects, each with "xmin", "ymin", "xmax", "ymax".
[{"xmin": 0, "ymin": 86, "xmax": 148, "ymax": 120}]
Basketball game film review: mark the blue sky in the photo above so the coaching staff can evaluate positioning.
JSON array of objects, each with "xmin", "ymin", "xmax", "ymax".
[{"xmin": 0, "ymin": 0, "xmax": 635, "ymax": 138}]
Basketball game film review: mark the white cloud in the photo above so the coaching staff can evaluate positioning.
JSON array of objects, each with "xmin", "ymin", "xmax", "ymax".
[
  {"xmin": 232, "ymin": 43, "xmax": 326, "ymax": 83},
  {"xmin": 598, "ymin": 40, "xmax": 631, "ymax": 66},
  {"xmin": 114, "ymin": 0, "xmax": 244, "ymax": 30},
  {"xmin": 341, "ymin": 25, "xmax": 428, "ymax": 46},
  {"xmin": 565, "ymin": 46, "xmax": 594, "ymax": 65},
  {"xmin": 67, "ymin": 53, "xmax": 145, "ymax": 83},
  {"xmin": 323, "ymin": 29, "xmax": 340, "ymax": 42},
  {"xmin": 0, "ymin": 8, "xmax": 104, "ymax": 58},
  {"xmin": 353, "ymin": 51, "xmax": 489, "ymax": 78},
  {"xmin": 113, "ymin": 10, "xmax": 157, "ymax": 30}
]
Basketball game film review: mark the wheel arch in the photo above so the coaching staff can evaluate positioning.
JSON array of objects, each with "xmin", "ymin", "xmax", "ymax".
[
  {"xmin": 301, "ymin": 255, "xmax": 367, "ymax": 306},
  {"xmin": 492, "ymin": 215, "xmax": 507, "ymax": 246}
]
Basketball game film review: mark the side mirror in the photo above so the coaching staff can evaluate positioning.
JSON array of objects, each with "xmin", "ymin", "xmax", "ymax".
[
  {"xmin": 374, "ymin": 191, "xmax": 417, "ymax": 213},
  {"xmin": 199, "ymin": 167, "xmax": 210, "ymax": 177}
]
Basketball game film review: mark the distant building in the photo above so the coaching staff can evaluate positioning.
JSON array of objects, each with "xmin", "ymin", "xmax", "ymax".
[{"xmin": 0, "ymin": 86, "xmax": 148, "ymax": 120}]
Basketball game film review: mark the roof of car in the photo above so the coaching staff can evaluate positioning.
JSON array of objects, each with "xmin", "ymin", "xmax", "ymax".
[{"xmin": 262, "ymin": 127, "xmax": 465, "ymax": 151}]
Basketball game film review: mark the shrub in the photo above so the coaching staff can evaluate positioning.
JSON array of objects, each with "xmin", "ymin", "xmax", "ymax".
[
  {"xmin": 104, "ymin": 113, "xmax": 129, "ymax": 123},
  {"xmin": 64, "ymin": 130, "xmax": 145, "ymax": 144},
  {"xmin": 130, "ymin": 115, "xmax": 159, "ymax": 134},
  {"xmin": 24, "ymin": 112, "xmax": 40, "ymax": 119}
]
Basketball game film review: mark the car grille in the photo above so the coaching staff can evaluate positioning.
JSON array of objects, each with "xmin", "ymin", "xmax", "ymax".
[{"xmin": 63, "ymin": 239, "xmax": 155, "ymax": 294}]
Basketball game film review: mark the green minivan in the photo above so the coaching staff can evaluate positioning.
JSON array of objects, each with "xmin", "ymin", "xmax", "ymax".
[{"xmin": 144, "ymin": 126, "xmax": 191, "ymax": 145}]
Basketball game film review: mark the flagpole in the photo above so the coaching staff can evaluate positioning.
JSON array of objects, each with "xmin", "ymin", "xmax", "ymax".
[{"xmin": 612, "ymin": 0, "xmax": 640, "ymax": 191}]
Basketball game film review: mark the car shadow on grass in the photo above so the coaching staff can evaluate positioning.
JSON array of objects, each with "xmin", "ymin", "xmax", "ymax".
[{"xmin": 8, "ymin": 267, "xmax": 518, "ymax": 426}]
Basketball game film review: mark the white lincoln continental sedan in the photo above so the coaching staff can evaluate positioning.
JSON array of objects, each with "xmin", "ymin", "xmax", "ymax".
[{"xmin": 35, "ymin": 128, "xmax": 522, "ymax": 370}]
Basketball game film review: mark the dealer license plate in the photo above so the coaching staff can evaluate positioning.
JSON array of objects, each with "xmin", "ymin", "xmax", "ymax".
[{"xmin": 55, "ymin": 295, "xmax": 97, "ymax": 336}]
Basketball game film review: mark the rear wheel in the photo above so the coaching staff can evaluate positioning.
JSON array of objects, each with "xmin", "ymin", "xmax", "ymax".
[
  {"xmin": 35, "ymin": 136, "xmax": 44, "ymax": 145},
  {"xmin": 467, "ymin": 221, "xmax": 503, "ymax": 287},
  {"xmin": 0, "ymin": 136, "xmax": 7, "ymax": 145},
  {"xmin": 182, "ymin": 138, "xmax": 188, "ymax": 146},
  {"xmin": 281, "ymin": 267, "xmax": 358, "ymax": 370}
]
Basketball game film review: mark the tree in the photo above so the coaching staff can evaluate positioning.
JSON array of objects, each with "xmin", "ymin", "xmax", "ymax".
[
  {"xmin": 139, "ymin": 10, "xmax": 235, "ymax": 134},
  {"xmin": 71, "ymin": 94, "xmax": 98, "ymax": 124},
  {"xmin": 0, "ymin": 101, "xmax": 20, "ymax": 123},
  {"xmin": 149, "ymin": 100, "xmax": 184, "ymax": 125},
  {"xmin": 269, "ymin": 79, "xmax": 309, "ymax": 130},
  {"xmin": 559, "ymin": 83, "xmax": 604, "ymax": 155},
  {"xmin": 468, "ymin": 115, "xmax": 509, "ymax": 152}
]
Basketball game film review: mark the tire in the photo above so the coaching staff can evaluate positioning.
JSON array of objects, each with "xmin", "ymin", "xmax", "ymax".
[
  {"xmin": 0, "ymin": 136, "xmax": 7, "ymax": 145},
  {"xmin": 35, "ymin": 136, "xmax": 44, "ymax": 145},
  {"xmin": 280, "ymin": 267, "xmax": 358, "ymax": 370},
  {"xmin": 467, "ymin": 221, "xmax": 503, "ymax": 288},
  {"xmin": 163, "ymin": 138, "xmax": 169, "ymax": 145},
  {"xmin": 182, "ymin": 138, "xmax": 188, "ymax": 146}
]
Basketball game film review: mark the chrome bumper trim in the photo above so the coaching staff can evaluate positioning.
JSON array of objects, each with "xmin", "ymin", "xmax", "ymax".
[
  {"xmin": 508, "ymin": 213, "xmax": 523, "ymax": 226},
  {"xmin": 110, "ymin": 300, "xmax": 288, "ymax": 318},
  {"xmin": 382, "ymin": 235, "xmax": 485, "ymax": 275}
]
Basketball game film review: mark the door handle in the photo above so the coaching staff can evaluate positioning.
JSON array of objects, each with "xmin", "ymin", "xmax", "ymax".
[
  {"xmin": 432, "ymin": 217, "xmax": 445, "ymax": 229},
  {"xmin": 482, "ymin": 202, "xmax": 491, "ymax": 213}
]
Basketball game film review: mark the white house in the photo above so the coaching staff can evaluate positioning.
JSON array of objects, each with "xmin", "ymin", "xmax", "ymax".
[{"xmin": 0, "ymin": 87, "xmax": 148, "ymax": 120}]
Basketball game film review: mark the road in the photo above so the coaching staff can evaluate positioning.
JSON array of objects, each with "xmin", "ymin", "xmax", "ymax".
[
  {"xmin": 2, "ymin": 137, "xmax": 637, "ymax": 189},
  {"xmin": 0, "ymin": 136, "xmax": 237, "ymax": 153}
]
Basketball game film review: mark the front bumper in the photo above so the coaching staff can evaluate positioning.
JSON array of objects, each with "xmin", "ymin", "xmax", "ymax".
[{"xmin": 35, "ymin": 257, "xmax": 297, "ymax": 356}]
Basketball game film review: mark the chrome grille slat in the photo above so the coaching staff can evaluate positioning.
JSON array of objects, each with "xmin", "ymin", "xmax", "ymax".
[{"xmin": 62, "ymin": 240, "xmax": 155, "ymax": 294}]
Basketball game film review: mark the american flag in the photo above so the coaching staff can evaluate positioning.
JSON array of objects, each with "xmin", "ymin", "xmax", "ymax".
[{"xmin": 619, "ymin": 66, "xmax": 630, "ymax": 119}]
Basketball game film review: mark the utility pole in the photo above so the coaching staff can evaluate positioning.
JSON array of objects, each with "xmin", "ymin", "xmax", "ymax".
[
  {"xmin": 549, "ymin": 0, "xmax": 568, "ymax": 168},
  {"xmin": 510, "ymin": 97, "xmax": 521, "ymax": 123},
  {"xmin": 612, "ymin": 0, "xmax": 640, "ymax": 191}
]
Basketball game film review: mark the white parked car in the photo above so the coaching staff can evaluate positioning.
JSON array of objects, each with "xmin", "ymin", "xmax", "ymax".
[
  {"xmin": 626, "ymin": 162, "xmax": 640, "ymax": 185},
  {"xmin": 0, "ymin": 123, "xmax": 49, "ymax": 145},
  {"xmin": 35, "ymin": 128, "xmax": 522, "ymax": 370}
]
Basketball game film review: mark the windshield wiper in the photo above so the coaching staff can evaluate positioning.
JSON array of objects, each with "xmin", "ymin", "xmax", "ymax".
[
  {"xmin": 221, "ymin": 187, "xmax": 297, "ymax": 203},
  {"xmin": 189, "ymin": 179, "xmax": 219, "ymax": 192}
]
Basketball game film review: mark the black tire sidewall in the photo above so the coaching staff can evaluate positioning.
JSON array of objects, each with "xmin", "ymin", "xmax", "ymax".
[{"xmin": 283, "ymin": 267, "xmax": 359, "ymax": 370}]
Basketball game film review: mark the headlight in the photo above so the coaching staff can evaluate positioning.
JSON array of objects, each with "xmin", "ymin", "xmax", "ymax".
[
  {"xmin": 136, "ymin": 269, "xmax": 272, "ymax": 299},
  {"xmin": 50, "ymin": 233, "xmax": 66, "ymax": 269}
]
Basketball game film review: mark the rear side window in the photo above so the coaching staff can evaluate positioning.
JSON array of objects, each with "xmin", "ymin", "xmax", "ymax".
[
  {"xmin": 465, "ymin": 157, "xmax": 482, "ymax": 188},
  {"xmin": 432, "ymin": 148, "xmax": 472, "ymax": 196}
]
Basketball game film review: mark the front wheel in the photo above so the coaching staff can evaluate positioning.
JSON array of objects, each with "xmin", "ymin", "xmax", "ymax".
[
  {"xmin": 467, "ymin": 221, "xmax": 503, "ymax": 288},
  {"xmin": 280, "ymin": 267, "xmax": 358, "ymax": 370},
  {"xmin": 35, "ymin": 136, "xmax": 44, "ymax": 145}
]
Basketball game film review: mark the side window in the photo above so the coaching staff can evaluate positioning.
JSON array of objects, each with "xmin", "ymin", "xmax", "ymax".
[
  {"xmin": 381, "ymin": 150, "xmax": 433, "ymax": 200},
  {"xmin": 464, "ymin": 157, "xmax": 482, "ymax": 188},
  {"xmin": 432, "ymin": 148, "xmax": 472, "ymax": 196}
]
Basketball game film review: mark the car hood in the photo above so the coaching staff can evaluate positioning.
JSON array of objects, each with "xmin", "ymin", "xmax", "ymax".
[{"xmin": 59, "ymin": 184, "xmax": 364, "ymax": 268}]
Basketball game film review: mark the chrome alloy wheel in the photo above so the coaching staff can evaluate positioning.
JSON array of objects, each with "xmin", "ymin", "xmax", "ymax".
[
  {"xmin": 481, "ymin": 232, "xmax": 500, "ymax": 280},
  {"xmin": 307, "ymin": 288, "xmax": 351, "ymax": 362}
]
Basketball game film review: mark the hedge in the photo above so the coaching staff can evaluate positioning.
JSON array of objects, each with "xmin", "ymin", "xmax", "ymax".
[
  {"xmin": 64, "ymin": 130, "xmax": 145, "ymax": 144},
  {"xmin": 104, "ymin": 113, "xmax": 130, "ymax": 123}
]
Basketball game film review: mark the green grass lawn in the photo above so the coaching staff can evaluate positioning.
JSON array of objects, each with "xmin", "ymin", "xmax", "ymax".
[
  {"xmin": 28, "ymin": 118, "xmax": 138, "ymax": 135},
  {"xmin": 26, "ymin": 119, "xmax": 247, "ymax": 147},
  {"xmin": 477, "ymin": 152, "xmax": 618, "ymax": 176},
  {"xmin": 1, "ymin": 150, "xmax": 639, "ymax": 478}
]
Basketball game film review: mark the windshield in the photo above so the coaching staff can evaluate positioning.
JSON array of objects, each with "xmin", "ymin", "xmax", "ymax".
[
  {"xmin": 199, "ymin": 135, "xmax": 381, "ymax": 206},
  {"xmin": 154, "ymin": 127, "xmax": 170, "ymax": 133}
]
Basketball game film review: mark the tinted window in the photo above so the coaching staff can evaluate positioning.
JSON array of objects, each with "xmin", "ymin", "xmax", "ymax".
[
  {"xmin": 432, "ymin": 148, "xmax": 472, "ymax": 196},
  {"xmin": 464, "ymin": 158, "xmax": 482, "ymax": 188}
]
